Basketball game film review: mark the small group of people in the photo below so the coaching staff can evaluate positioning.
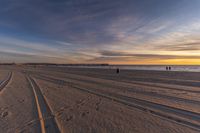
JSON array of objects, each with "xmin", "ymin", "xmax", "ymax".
[{"xmin": 166, "ymin": 66, "xmax": 172, "ymax": 71}]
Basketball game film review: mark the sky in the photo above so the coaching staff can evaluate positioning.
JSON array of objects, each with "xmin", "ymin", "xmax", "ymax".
[{"xmin": 0, "ymin": 0, "xmax": 200, "ymax": 64}]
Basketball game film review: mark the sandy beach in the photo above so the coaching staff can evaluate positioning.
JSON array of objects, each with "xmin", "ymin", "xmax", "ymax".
[{"xmin": 0, "ymin": 66, "xmax": 200, "ymax": 133}]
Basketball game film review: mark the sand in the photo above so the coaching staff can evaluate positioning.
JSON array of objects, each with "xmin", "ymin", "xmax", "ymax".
[{"xmin": 0, "ymin": 65, "xmax": 200, "ymax": 133}]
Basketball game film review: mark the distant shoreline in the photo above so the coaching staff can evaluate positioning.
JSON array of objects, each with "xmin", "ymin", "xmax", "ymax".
[
  {"xmin": 0, "ymin": 63, "xmax": 110, "ymax": 66},
  {"xmin": 0, "ymin": 63, "xmax": 199, "ymax": 66},
  {"xmin": 1, "ymin": 63, "xmax": 200, "ymax": 72}
]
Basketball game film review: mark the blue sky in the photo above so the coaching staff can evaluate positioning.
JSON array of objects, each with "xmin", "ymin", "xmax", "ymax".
[{"xmin": 0, "ymin": 0, "xmax": 200, "ymax": 64}]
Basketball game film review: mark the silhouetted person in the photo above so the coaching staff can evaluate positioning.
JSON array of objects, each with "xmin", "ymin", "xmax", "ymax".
[
  {"xmin": 116, "ymin": 68, "xmax": 120, "ymax": 74},
  {"xmin": 169, "ymin": 66, "xmax": 171, "ymax": 71}
]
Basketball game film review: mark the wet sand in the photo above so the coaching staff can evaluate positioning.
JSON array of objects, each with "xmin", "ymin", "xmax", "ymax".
[{"xmin": 0, "ymin": 66, "xmax": 200, "ymax": 133}]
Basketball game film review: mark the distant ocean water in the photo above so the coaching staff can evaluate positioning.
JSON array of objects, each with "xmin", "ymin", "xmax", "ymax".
[{"xmin": 67, "ymin": 65, "xmax": 200, "ymax": 72}]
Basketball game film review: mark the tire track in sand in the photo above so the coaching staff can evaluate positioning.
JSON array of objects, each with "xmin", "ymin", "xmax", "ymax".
[
  {"xmin": 27, "ymin": 76, "xmax": 60, "ymax": 133},
  {"xmin": 34, "ymin": 74, "xmax": 200, "ymax": 132},
  {"xmin": 0, "ymin": 71, "xmax": 13, "ymax": 92},
  {"xmin": 68, "ymin": 83, "xmax": 200, "ymax": 132},
  {"xmin": 34, "ymin": 73, "xmax": 200, "ymax": 106},
  {"xmin": 30, "ymin": 70, "xmax": 200, "ymax": 93}
]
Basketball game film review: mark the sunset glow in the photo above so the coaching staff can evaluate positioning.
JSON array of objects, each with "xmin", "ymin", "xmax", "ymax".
[{"xmin": 0, "ymin": 0, "xmax": 200, "ymax": 64}]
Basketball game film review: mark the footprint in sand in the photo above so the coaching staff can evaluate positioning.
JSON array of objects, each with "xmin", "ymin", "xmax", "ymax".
[
  {"xmin": 1, "ymin": 111, "xmax": 9, "ymax": 118},
  {"xmin": 81, "ymin": 112, "xmax": 86, "ymax": 117},
  {"xmin": 81, "ymin": 111, "xmax": 89, "ymax": 117},
  {"xmin": 18, "ymin": 99, "xmax": 25, "ymax": 103},
  {"xmin": 66, "ymin": 115, "xmax": 73, "ymax": 121},
  {"xmin": 95, "ymin": 99, "xmax": 102, "ymax": 111}
]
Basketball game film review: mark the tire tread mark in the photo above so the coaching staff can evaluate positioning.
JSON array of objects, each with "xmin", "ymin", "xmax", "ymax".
[
  {"xmin": 27, "ymin": 76, "xmax": 60, "ymax": 133},
  {"xmin": 0, "ymin": 71, "xmax": 12, "ymax": 92},
  {"xmin": 34, "ymin": 74, "xmax": 200, "ymax": 132}
]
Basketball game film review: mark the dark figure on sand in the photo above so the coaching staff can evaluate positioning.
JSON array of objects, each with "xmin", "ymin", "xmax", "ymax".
[
  {"xmin": 166, "ymin": 66, "xmax": 171, "ymax": 71},
  {"xmin": 116, "ymin": 68, "xmax": 120, "ymax": 74}
]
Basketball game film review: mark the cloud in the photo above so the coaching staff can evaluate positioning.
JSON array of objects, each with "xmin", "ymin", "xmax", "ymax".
[
  {"xmin": 0, "ymin": 36, "xmax": 62, "ymax": 55},
  {"xmin": 0, "ymin": 0, "xmax": 200, "ymax": 64},
  {"xmin": 0, "ymin": 0, "xmax": 183, "ymax": 46},
  {"xmin": 0, "ymin": 50, "xmax": 65, "ymax": 63},
  {"xmin": 54, "ymin": 41, "xmax": 72, "ymax": 46},
  {"xmin": 155, "ymin": 42, "xmax": 200, "ymax": 51},
  {"xmin": 133, "ymin": 18, "xmax": 200, "ymax": 54},
  {"xmin": 0, "ymin": 35, "xmax": 82, "ymax": 63},
  {"xmin": 98, "ymin": 50, "xmax": 200, "ymax": 59},
  {"xmin": 85, "ymin": 50, "xmax": 200, "ymax": 64}
]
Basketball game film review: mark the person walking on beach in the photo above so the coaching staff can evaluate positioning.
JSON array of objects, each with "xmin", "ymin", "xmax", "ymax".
[
  {"xmin": 116, "ymin": 68, "xmax": 120, "ymax": 74},
  {"xmin": 166, "ymin": 66, "xmax": 168, "ymax": 71},
  {"xmin": 169, "ymin": 66, "xmax": 171, "ymax": 71}
]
